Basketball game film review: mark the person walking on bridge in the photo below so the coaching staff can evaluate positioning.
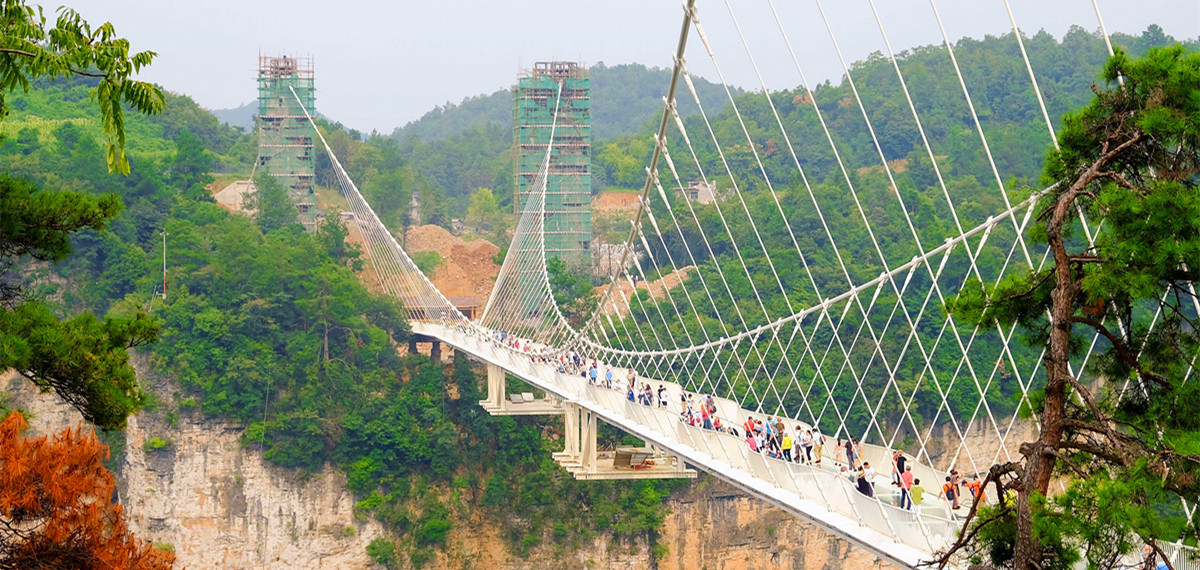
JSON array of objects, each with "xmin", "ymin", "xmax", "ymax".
[
  {"xmin": 800, "ymin": 428, "xmax": 814, "ymax": 464},
  {"xmin": 844, "ymin": 439, "xmax": 858, "ymax": 470},
  {"xmin": 899, "ymin": 465, "xmax": 915, "ymax": 510},
  {"xmin": 813, "ymin": 430, "xmax": 825, "ymax": 466},
  {"xmin": 856, "ymin": 467, "xmax": 874, "ymax": 498},
  {"xmin": 909, "ymin": 478, "xmax": 925, "ymax": 513},
  {"xmin": 892, "ymin": 450, "xmax": 907, "ymax": 486},
  {"xmin": 939, "ymin": 476, "xmax": 960, "ymax": 510}
]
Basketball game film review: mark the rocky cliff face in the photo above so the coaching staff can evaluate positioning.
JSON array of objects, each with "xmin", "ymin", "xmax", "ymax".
[
  {"xmin": 4, "ymin": 370, "xmax": 894, "ymax": 570},
  {"xmin": 4, "ymin": 371, "xmax": 385, "ymax": 569},
  {"xmin": 422, "ymin": 477, "xmax": 889, "ymax": 570}
]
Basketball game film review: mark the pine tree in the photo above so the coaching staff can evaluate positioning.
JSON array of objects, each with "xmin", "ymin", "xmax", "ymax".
[
  {"xmin": 0, "ymin": 411, "xmax": 174, "ymax": 569},
  {"xmin": 944, "ymin": 46, "xmax": 1200, "ymax": 570}
]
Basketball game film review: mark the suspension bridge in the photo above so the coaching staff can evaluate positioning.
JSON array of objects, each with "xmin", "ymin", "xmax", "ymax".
[{"xmin": 282, "ymin": 1, "xmax": 1196, "ymax": 567}]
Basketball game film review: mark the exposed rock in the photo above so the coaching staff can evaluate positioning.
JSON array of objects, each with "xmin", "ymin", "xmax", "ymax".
[
  {"xmin": 2, "ymin": 370, "xmax": 384, "ymax": 570},
  {"xmin": 4, "ymin": 368, "xmax": 910, "ymax": 569}
]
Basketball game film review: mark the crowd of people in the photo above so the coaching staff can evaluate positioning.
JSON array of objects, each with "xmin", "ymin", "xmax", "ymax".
[{"xmin": 468, "ymin": 324, "xmax": 986, "ymax": 518}]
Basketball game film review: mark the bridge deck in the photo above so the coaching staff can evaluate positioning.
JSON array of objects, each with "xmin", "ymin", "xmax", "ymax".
[{"xmin": 415, "ymin": 322, "xmax": 966, "ymax": 569}]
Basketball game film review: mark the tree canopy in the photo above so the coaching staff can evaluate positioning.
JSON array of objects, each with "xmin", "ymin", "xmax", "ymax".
[
  {"xmin": 1, "ymin": 0, "xmax": 164, "ymax": 430},
  {"xmin": 0, "ymin": 411, "xmax": 175, "ymax": 569},
  {"xmin": 944, "ymin": 46, "xmax": 1200, "ymax": 570},
  {"xmin": 0, "ymin": 0, "xmax": 164, "ymax": 173}
]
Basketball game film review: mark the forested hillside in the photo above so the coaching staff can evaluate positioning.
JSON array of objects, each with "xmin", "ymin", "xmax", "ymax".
[
  {"xmin": 3, "ymin": 78, "xmax": 685, "ymax": 567},
  {"xmin": 594, "ymin": 25, "xmax": 1197, "ymax": 438},
  {"xmin": 393, "ymin": 62, "xmax": 735, "ymax": 142},
  {"xmin": 4, "ymin": 22, "xmax": 1195, "ymax": 568},
  {"xmin": 211, "ymin": 100, "xmax": 257, "ymax": 131}
]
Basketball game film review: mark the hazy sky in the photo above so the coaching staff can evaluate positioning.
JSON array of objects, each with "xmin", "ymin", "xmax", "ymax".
[{"xmin": 66, "ymin": 0, "xmax": 1199, "ymax": 133}]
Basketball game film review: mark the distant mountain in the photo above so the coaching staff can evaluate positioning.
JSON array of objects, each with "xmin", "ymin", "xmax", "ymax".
[
  {"xmin": 211, "ymin": 101, "xmax": 256, "ymax": 131},
  {"xmin": 391, "ymin": 62, "xmax": 741, "ymax": 143}
]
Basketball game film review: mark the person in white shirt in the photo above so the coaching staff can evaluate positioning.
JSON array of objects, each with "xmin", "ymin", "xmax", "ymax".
[{"xmin": 798, "ymin": 429, "xmax": 814, "ymax": 464}]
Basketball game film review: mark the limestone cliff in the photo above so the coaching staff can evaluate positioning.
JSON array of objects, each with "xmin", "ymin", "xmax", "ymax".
[
  {"xmin": 432, "ymin": 479, "xmax": 890, "ymax": 570},
  {"xmin": 4, "ymin": 371, "xmax": 385, "ymax": 568},
  {"xmin": 4, "ymin": 370, "xmax": 894, "ymax": 569}
]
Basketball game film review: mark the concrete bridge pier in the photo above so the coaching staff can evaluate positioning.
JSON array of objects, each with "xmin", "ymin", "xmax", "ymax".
[
  {"xmin": 408, "ymin": 333, "xmax": 448, "ymax": 362},
  {"xmin": 479, "ymin": 363, "xmax": 563, "ymax": 415},
  {"xmin": 552, "ymin": 402, "xmax": 582, "ymax": 467},
  {"xmin": 553, "ymin": 402, "xmax": 695, "ymax": 481}
]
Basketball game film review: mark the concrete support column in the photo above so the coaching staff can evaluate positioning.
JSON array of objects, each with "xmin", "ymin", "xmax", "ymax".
[
  {"xmin": 430, "ymin": 340, "xmax": 442, "ymax": 361},
  {"xmin": 581, "ymin": 409, "xmax": 597, "ymax": 472},
  {"xmin": 408, "ymin": 338, "xmax": 418, "ymax": 354},
  {"xmin": 486, "ymin": 363, "xmax": 504, "ymax": 408},
  {"xmin": 563, "ymin": 402, "xmax": 580, "ymax": 461}
]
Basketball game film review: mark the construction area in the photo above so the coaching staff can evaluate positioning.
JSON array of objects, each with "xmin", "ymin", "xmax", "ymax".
[
  {"xmin": 513, "ymin": 61, "xmax": 592, "ymax": 266},
  {"xmin": 257, "ymin": 54, "xmax": 317, "ymax": 227}
]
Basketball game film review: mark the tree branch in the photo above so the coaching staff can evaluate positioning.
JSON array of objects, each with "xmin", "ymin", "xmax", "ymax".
[
  {"xmin": 0, "ymin": 47, "xmax": 38, "ymax": 57},
  {"xmin": 1069, "ymin": 315, "xmax": 1170, "ymax": 389}
]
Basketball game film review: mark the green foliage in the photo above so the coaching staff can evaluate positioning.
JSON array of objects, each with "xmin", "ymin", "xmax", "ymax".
[
  {"xmin": 949, "ymin": 46, "xmax": 1200, "ymax": 565},
  {"xmin": 170, "ymin": 128, "xmax": 214, "ymax": 201},
  {"xmin": 546, "ymin": 256, "xmax": 595, "ymax": 326},
  {"xmin": 365, "ymin": 537, "xmax": 399, "ymax": 569},
  {"xmin": 0, "ymin": 174, "xmax": 159, "ymax": 429},
  {"xmin": 250, "ymin": 170, "xmax": 299, "ymax": 233},
  {"xmin": 411, "ymin": 250, "xmax": 444, "ymax": 275},
  {"xmin": 316, "ymin": 215, "xmax": 362, "ymax": 270},
  {"xmin": 142, "ymin": 436, "xmax": 171, "ymax": 453},
  {"xmin": 0, "ymin": 0, "xmax": 165, "ymax": 173}
]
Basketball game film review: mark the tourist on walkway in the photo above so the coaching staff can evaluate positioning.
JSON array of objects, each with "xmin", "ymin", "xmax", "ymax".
[
  {"xmin": 856, "ymin": 468, "xmax": 874, "ymax": 497},
  {"xmin": 939, "ymin": 476, "xmax": 960, "ymax": 510},
  {"xmin": 800, "ymin": 429, "xmax": 814, "ymax": 464},
  {"xmin": 899, "ymin": 465, "xmax": 915, "ymax": 510},
  {"xmin": 781, "ymin": 431, "xmax": 793, "ymax": 462},
  {"xmin": 909, "ymin": 478, "xmax": 925, "ymax": 512},
  {"xmin": 965, "ymin": 474, "xmax": 985, "ymax": 505},
  {"xmin": 812, "ymin": 430, "xmax": 824, "ymax": 465}
]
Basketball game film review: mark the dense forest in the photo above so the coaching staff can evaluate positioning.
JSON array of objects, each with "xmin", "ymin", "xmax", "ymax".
[
  {"xmin": 4, "ymin": 21, "xmax": 1195, "ymax": 567},
  {"xmin": 3, "ymin": 78, "xmax": 684, "ymax": 566}
]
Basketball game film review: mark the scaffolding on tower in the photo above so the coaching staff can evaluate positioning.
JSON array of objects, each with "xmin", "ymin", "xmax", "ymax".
[
  {"xmin": 514, "ymin": 61, "xmax": 592, "ymax": 268},
  {"xmin": 256, "ymin": 54, "xmax": 317, "ymax": 227}
]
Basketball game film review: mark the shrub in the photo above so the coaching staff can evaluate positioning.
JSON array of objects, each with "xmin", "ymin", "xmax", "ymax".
[
  {"xmin": 143, "ymin": 436, "xmax": 172, "ymax": 453},
  {"xmin": 365, "ymin": 537, "xmax": 398, "ymax": 569}
]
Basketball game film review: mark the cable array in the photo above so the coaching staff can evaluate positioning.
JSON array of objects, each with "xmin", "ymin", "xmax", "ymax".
[{"xmin": 287, "ymin": 1, "xmax": 1197, "ymax": 562}]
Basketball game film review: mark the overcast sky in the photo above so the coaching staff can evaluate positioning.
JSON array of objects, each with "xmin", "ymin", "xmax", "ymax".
[{"xmin": 66, "ymin": 0, "xmax": 1199, "ymax": 133}]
